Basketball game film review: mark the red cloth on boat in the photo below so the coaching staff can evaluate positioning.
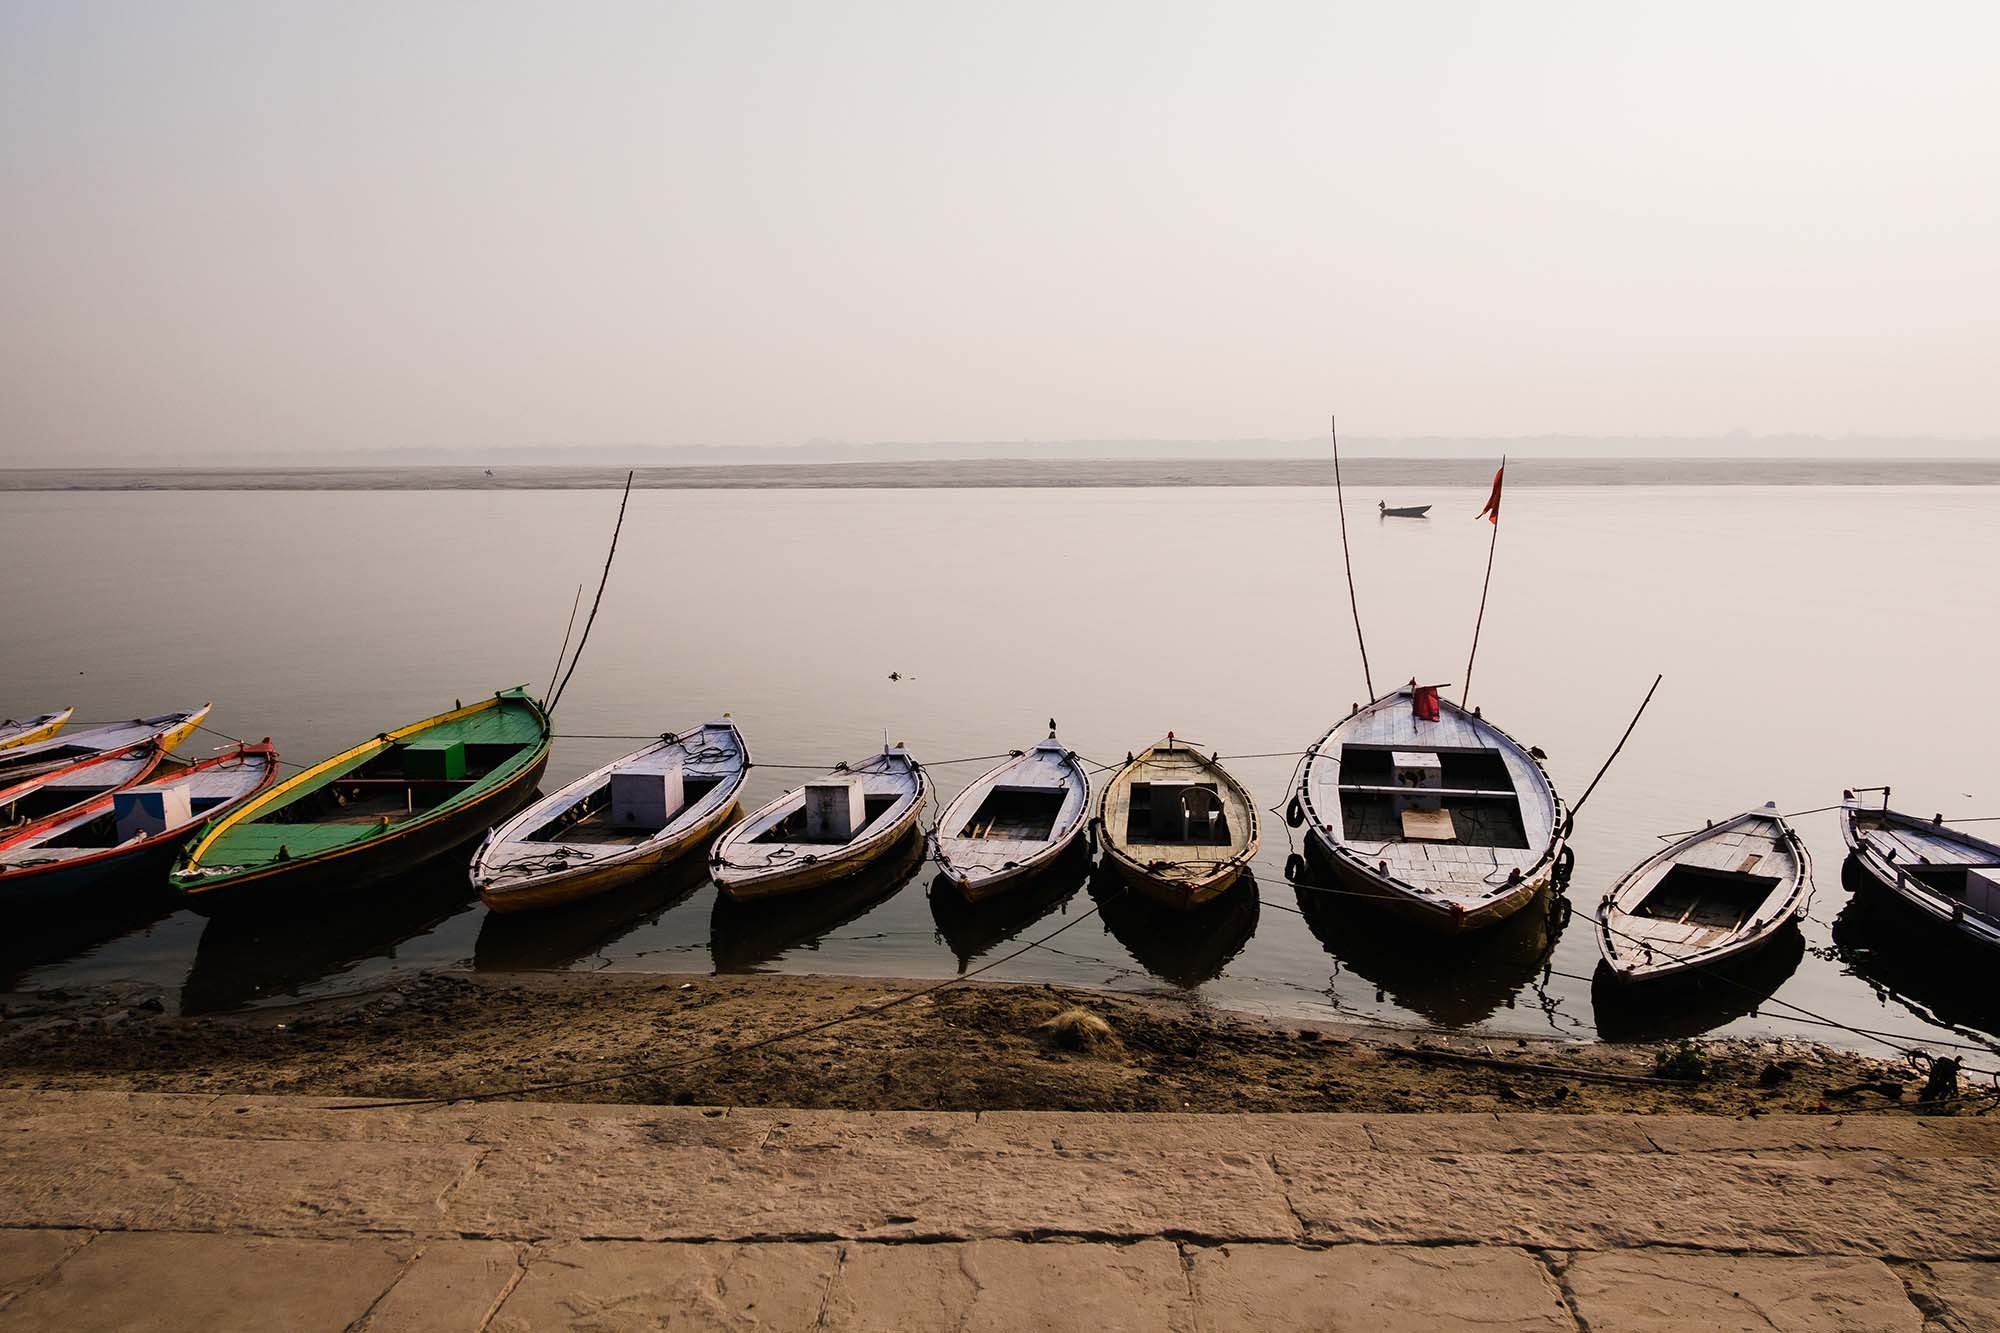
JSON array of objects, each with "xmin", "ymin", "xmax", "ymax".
[
  {"xmin": 1476, "ymin": 465, "xmax": 1504, "ymax": 523},
  {"xmin": 1412, "ymin": 683, "xmax": 1441, "ymax": 722}
]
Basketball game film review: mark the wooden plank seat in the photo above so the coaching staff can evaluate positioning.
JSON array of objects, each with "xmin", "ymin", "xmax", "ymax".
[{"xmin": 1337, "ymin": 783, "xmax": 1517, "ymax": 800}]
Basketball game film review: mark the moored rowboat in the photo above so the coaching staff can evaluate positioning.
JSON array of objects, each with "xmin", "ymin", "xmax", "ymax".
[
  {"xmin": 1597, "ymin": 802, "xmax": 1812, "ymax": 983},
  {"xmin": 0, "ymin": 743, "xmax": 280, "ymax": 907},
  {"xmin": 0, "ymin": 742, "xmax": 171, "ymax": 833},
  {"xmin": 1294, "ymin": 683, "xmax": 1567, "ymax": 934},
  {"xmin": 710, "ymin": 746, "xmax": 928, "ymax": 900},
  {"xmin": 0, "ymin": 706, "xmax": 211, "ymax": 784},
  {"xmin": 170, "ymin": 689, "xmax": 551, "ymax": 912},
  {"xmin": 0, "ymin": 709, "xmax": 74, "ymax": 751},
  {"xmin": 1840, "ymin": 790, "xmax": 2000, "ymax": 952},
  {"xmin": 1096, "ymin": 736, "xmax": 1259, "ymax": 909},
  {"xmin": 931, "ymin": 731, "xmax": 1091, "ymax": 901},
  {"xmin": 473, "ymin": 719, "xmax": 750, "ymax": 912}
]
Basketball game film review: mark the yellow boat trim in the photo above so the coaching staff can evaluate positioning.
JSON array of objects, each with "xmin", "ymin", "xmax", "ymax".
[
  {"xmin": 0, "ymin": 707, "xmax": 74, "ymax": 751},
  {"xmin": 176, "ymin": 691, "xmax": 546, "ymax": 895}
]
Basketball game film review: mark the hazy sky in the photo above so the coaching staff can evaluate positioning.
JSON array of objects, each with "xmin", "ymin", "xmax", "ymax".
[{"xmin": 3, "ymin": 2, "xmax": 1996, "ymax": 462}]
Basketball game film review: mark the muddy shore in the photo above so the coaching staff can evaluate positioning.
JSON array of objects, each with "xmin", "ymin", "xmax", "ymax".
[{"xmin": 0, "ymin": 971, "xmax": 1958, "ymax": 1116}]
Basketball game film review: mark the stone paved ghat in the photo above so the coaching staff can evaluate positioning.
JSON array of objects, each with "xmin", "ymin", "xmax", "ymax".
[{"xmin": 2, "ymin": 1092, "xmax": 1997, "ymax": 1330}]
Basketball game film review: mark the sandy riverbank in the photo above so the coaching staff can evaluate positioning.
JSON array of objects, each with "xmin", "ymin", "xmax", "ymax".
[{"xmin": 0, "ymin": 971, "xmax": 1949, "ymax": 1115}]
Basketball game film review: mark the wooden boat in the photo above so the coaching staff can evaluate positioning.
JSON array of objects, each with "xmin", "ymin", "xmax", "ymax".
[
  {"xmin": 931, "ymin": 732, "xmax": 1092, "ymax": 901},
  {"xmin": 473, "ymin": 719, "xmax": 750, "ymax": 913},
  {"xmin": 1378, "ymin": 502, "xmax": 1432, "ymax": 518},
  {"xmin": 1096, "ymin": 736, "xmax": 1259, "ymax": 909},
  {"xmin": 1597, "ymin": 802, "xmax": 1812, "ymax": 983},
  {"xmin": 1840, "ymin": 790, "xmax": 2000, "ymax": 952},
  {"xmin": 0, "ymin": 744, "xmax": 280, "ymax": 907},
  {"xmin": 710, "ymin": 746, "xmax": 928, "ymax": 900},
  {"xmin": 0, "ymin": 708, "xmax": 73, "ymax": 751},
  {"xmin": 1294, "ymin": 683, "xmax": 1567, "ymax": 933},
  {"xmin": 170, "ymin": 689, "xmax": 551, "ymax": 912},
  {"xmin": 0, "ymin": 742, "xmax": 171, "ymax": 833},
  {"xmin": 0, "ymin": 706, "xmax": 210, "ymax": 784}
]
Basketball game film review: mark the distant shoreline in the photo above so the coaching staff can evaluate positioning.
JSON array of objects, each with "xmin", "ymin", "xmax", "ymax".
[{"xmin": 3, "ymin": 457, "xmax": 1997, "ymax": 491}]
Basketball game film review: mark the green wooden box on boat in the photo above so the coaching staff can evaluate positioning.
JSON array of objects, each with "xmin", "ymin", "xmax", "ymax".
[{"xmin": 403, "ymin": 739, "xmax": 466, "ymax": 781}]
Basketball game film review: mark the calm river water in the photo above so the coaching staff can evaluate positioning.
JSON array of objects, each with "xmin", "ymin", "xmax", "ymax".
[{"xmin": 2, "ymin": 481, "xmax": 1995, "ymax": 1058}]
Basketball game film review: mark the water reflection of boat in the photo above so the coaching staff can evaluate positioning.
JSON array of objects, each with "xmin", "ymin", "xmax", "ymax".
[
  {"xmin": 179, "ymin": 866, "xmax": 475, "ymax": 1014},
  {"xmin": 473, "ymin": 847, "xmax": 715, "ymax": 972},
  {"xmin": 1830, "ymin": 859, "xmax": 2000, "ymax": 1044},
  {"xmin": 0, "ymin": 893, "xmax": 179, "ymax": 993},
  {"xmin": 1590, "ymin": 926, "xmax": 1805, "ymax": 1043},
  {"xmin": 1290, "ymin": 870, "xmax": 1566, "ymax": 1026},
  {"xmin": 1089, "ymin": 865, "xmax": 1260, "ymax": 988},
  {"xmin": 708, "ymin": 832, "xmax": 924, "ymax": 971},
  {"xmin": 927, "ymin": 848, "xmax": 1087, "ymax": 972}
]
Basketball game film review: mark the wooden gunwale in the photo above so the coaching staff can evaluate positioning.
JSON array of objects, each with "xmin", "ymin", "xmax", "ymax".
[
  {"xmin": 172, "ymin": 690, "xmax": 551, "ymax": 902},
  {"xmin": 473, "ymin": 721, "xmax": 751, "ymax": 913},
  {"xmin": 711, "ymin": 751, "xmax": 930, "ymax": 901},
  {"xmin": 1840, "ymin": 798, "xmax": 2000, "ymax": 951},
  {"xmin": 1095, "ymin": 740, "xmax": 1260, "ymax": 911},
  {"xmin": 0, "ymin": 744, "xmax": 280, "ymax": 897},
  {"xmin": 1295, "ymin": 689, "xmax": 1567, "ymax": 935},
  {"xmin": 0, "ymin": 709, "xmax": 73, "ymax": 752},
  {"xmin": 932, "ymin": 741, "xmax": 1093, "ymax": 901},
  {"xmin": 1596, "ymin": 806, "xmax": 1813, "ymax": 982}
]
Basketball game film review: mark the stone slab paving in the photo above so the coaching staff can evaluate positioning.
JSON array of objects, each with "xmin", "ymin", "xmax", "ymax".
[{"xmin": 2, "ymin": 1091, "xmax": 1997, "ymax": 1329}]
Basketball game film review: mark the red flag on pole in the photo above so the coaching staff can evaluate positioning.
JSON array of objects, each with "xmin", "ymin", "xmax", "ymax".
[
  {"xmin": 1476, "ymin": 464, "xmax": 1504, "ymax": 524},
  {"xmin": 1412, "ymin": 681, "xmax": 1442, "ymax": 722}
]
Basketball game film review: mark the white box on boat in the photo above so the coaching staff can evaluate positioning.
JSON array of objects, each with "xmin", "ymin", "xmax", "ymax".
[
  {"xmin": 1968, "ymin": 870, "xmax": 2000, "ymax": 921},
  {"xmin": 1391, "ymin": 750, "xmax": 1443, "ymax": 812},
  {"xmin": 805, "ymin": 777, "xmax": 866, "ymax": 842},
  {"xmin": 610, "ymin": 764, "xmax": 683, "ymax": 828},
  {"xmin": 113, "ymin": 783, "xmax": 192, "ymax": 842}
]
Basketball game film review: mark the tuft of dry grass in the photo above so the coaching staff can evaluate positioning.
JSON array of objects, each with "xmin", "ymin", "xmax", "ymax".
[{"xmin": 1039, "ymin": 1007, "xmax": 1121, "ymax": 1055}]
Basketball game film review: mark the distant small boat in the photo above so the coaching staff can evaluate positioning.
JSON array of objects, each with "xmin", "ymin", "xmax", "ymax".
[
  {"xmin": 1840, "ymin": 791, "xmax": 2000, "ymax": 952},
  {"xmin": 0, "ymin": 741, "xmax": 172, "ymax": 833},
  {"xmin": 0, "ymin": 744, "xmax": 280, "ymax": 907},
  {"xmin": 1597, "ymin": 802, "xmax": 1812, "ymax": 983},
  {"xmin": 0, "ymin": 707, "xmax": 211, "ymax": 784},
  {"xmin": 1379, "ymin": 502, "xmax": 1432, "ymax": 518},
  {"xmin": 171, "ymin": 689, "xmax": 551, "ymax": 911},
  {"xmin": 1096, "ymin": 736, "xmax": 1259, "ymax": 909},
  {"xmin": 0, "ymin": 709, "xmax": 73, "ymax": 752},
  {"xmin": 932, "ymin": 732, "xmax": 1092, "ymax": 901},
  {"xmin": 473, "ymin": 719, "xmax": 750, "ymax": 913},
  {"xmin": 710, "ymin": 746, "xmax": 928, "ymax": 900},
  {"xmin": 1294, "ymin": 683, "xmax": 1567, "ymax": 933}
]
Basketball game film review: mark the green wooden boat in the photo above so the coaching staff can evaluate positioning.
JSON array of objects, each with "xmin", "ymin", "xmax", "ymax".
[{"xmin": 170, "ymin": 688, "xmax": 551, "ymax": 911}]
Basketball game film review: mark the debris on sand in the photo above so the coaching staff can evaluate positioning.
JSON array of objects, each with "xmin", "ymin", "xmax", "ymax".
[{"xmin": 1039, "ymin": 1008, "xmax": 1120, "ymax": 1055}]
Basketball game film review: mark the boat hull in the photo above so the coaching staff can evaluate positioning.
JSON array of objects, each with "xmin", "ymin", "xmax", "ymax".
[
  {"xmin": 714, "ymin": 798, "xmax": 926, "ymax": 900},
  {"xmin": 1302, "ymin": 826, "xmax": 1553, "ymax": 934},
  {"xmin": 940, "ymin": 821, "xmax": 1092, "ymax": 904},
  {"xmin": 1840, "ymin": 803, "xmax": 2000, "ymax": 952},
  {"xmin": 0, "ymin": 709, "xmax": 73, "ymax": 752},
  {"xmin": 479, "ymin": 798, "xmax": 741, "ymax": 913},
  {"xmin": 179, "ymin": 750, "xmax": 548, "ymax": 914},
  {"xmin": 1101, "ymin": 847, "xmax": 1247, "ymax": 911}
]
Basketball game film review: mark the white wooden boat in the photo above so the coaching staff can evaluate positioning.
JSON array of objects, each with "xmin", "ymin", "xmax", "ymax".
[
  {"xmin": 0, "ymin": 709, "xmax": 73, "ymax": 752},
  {"xmin": 0, "ymin": 707, "xmax": 210, "ymax": 784},
  {"xmin": 1378, "ymin": 503, "xmax": 1432, "ymax": 518},
  {"xmin": 1097, "ymin": 737, "xmax": 1259, "ymax": 909},
  {"xmin": 1294, "ymin": 683, "xmax": 1567, "ymax": 933},
  {"xmin": 473, "ymin": 720, "xmax": 749, "ymax": 913},
  {"xmin": 0, "ymin": 742, "xmax": 171, "ymax": 833},
  {"xmin": 931, "ymin": 732, "xmax": 1091, "ymax": 901},
  {"xmin": 1597, "ymin": 803, "xmax": 1812, "ymax": 982},
  {"xmin": 710, "ymin": 746, "xmax": 928, "ymax": 900},
  {"xmin": 1841, "ymin": 791, "xmax": 2000, "ymax": 952}
]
